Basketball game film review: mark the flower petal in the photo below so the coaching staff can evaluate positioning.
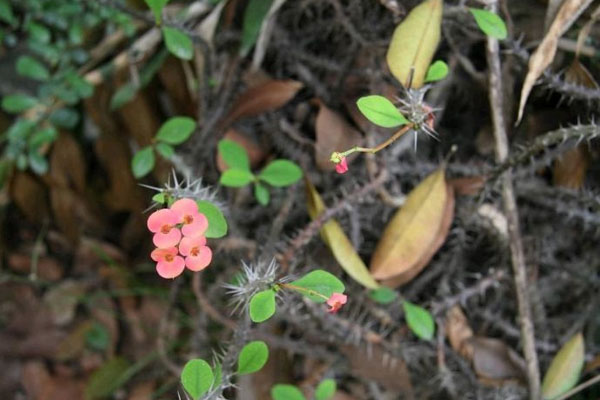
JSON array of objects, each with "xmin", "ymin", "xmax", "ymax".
[
  {"xmin": 156, "ymin": 256, "xmax": 185, "ymax": 279},
  {"xmin": 185, "ymin": 246, "xmax": 212, "ymax": 271},
  {"xmin": 171, "ymin": 198, "xmax": 199, "ymax": 222},
  {"xmin": 335, "ymin": 157, "xmax": 348, "ymax": 174},
  {"xmin": 147, "ymin": 209, "xmax": 178, "ymax": 233},
  {"xmin": 181, "ymin": 213, "xmax": 208, "ymax": 237},
  {"xmin": 150, "ymin": 247, "xmax": 178, "ymax": 261},
  {"xmin": 153, "ymin": 228, "xmax": 182, "ymax": 248},
  {"xmin": 178, "ymin": 236, "xmax": 206, "ymax": 256}
]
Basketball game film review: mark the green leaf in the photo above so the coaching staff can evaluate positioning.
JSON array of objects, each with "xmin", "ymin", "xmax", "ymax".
[
  {"xmin": 424, "ymin": 60, "xmax": 448, "ymax": 82},
  {"xmin": 271, "ymin": 384, "xmax": 306, "ymax": 400},
  {"xmin": 2, "ymin": 94, "xmax": 38, "ymax": 113},
  {"xmin": 155, "ymin": 116, "xmax": 196, "ymax": 145},
  {"xmin": 85, "ymin": 322, "xmax": 110, "ymax": 351},
  {"xmin": 16, "ymin": 56, "xmax": 50, "ymax": 81},
  {"xmin": 152, "ymin": 192, "xmax": 167, "ymax": 204},
  {"xmin": 181, "ymin": 359, "xmax": 214, "ymax": 400},
  {"xmin": 403, "ymin": 301, "xmax": 434, "ymax": 340},
  {"xmin": 542, "ymin": 333, "xmax": 584, "ymax": 400},
  {"xmin": 7, "ymin": 119, "xmax": 35, "ymax": 142},
  {"xmin": 237, "ymin": 341, "xmax": 269, "ymax": 375},
  {"xmin": 212, "ymin": 362, "xmax": 222, "ymax": 390},
  {"xmin": 249, "ymin": 289, "xmax": 276, "ymax": 323},
  {"xmin": 196, "ymin": 200, "xmax": 228, "ymax": 238},
  {"xmin": 240, "ymin": 0, "xmax": 274, "ymax": 56},
  {"xmin": 254, "ymin": 182, "xmax": 270, "ymax": 206},
  {"xmin": 0, "ymin": 0, "xmax": 16, "ymax": 26},
  {"xmin": 369, "ymin": 287, "xmax": 398, "ymax": 304},
  {"xmin": 28, "ymin": 151, "xmax": 48, "ymax": 175},
  {"xmin": 356, "ymin": 95, "xmax": 408, "ymax": 128},
  {"xmin": 67, "ymin": 74, "xmax": 94, "ymax": 99},
  {"xmin": 49, "ymin": 108, "xmax": 79, "ymax": 128},
  {"xmin": 289, "ymin": 270, "xmax": 345, "ymax": 303},
  {"xmin": 28, "ymin": 127, "xmax": 58, "ymax": 149},
  {"xmin": 131, "ymin": 146, "xmax": 155, "ymax": 178},
  {"xmin": 162, "ymin": 27, "xmax": 193, "ymax": 60},
  {"xmin": 315, "ymin": 379, "xmax": 337, "ymax": 400},
  {"xmin": 144, "ymin": 0, "xmax": 169, "ymax": 24},
  {"xmin": 220, "ymin": 169, "xmax": 255, "ymax": 187},
  {"xmin": 110, "ymin": 84, "xmax": 138, "ymax": 110},
  {"xmin": 27, "ymin": 22, "xmax": 51, "ymax": 44},
  {"xmin": 469, "ymin": 8, "xmax": 507, "ymax": 40},
  {"xmin": 218, "ymin": 139, "xmax": 250, "ymax": 170},
  {"xmin": 85, "ymin": 357, "xmax": 130, "ymax": 399},
  {"xmin": 258, "ymin": 160, "xmax": 302, "ymax": 187},
  {"xmin": 155, "ymin": 142, "xmax": 175, "ymax": 159}
]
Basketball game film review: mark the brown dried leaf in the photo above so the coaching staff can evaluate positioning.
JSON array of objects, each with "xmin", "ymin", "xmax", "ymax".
[
  {"xmin": 10, "ymin": 172, "xmax": 49, "ymax": 223},
  {"xmin": 370, "ymin": 168, "xmax": 454, "ymax": 285},
  {"xmin": 445, "ymin": 306, "xmax": 474, "ymax": 360},
  {"xmin": 22, "ymin": 361, "xmax": 85, "ymax": 400},
  {"xmin": 314, "ymin": 101, "xmax": 363, "ymax": 171},
  {"xmin": 216, "ymin": 128, "xmax": 266, "ymax": 172},
  {"xmin": 127, "ymin": 381, "xmax": 156, "ymax": 400},
  {"xmin": 55, "ymin": 320, "xmax": 95, "ymax": 361},
  {"xmin": 553, "ymin": 145, "xmax": 588, "ymax": 189},
  {"xmin": 448, "ymin": 176, "xmax": 486, "ymax": 196},
  {"xmin": 7, "ymin": 253, "xmax": 63, "ymax": 281},
  {"xmin": 221, "ymin": 79, "xmax": 303, "ymax": 128},
  {"xmin": 471, "ymin": 336, "xmax": 527, "ymax": 384},
  {"xmin": 517, "ymin": 0, "xmax": 594, "ymax": 123},
  {"xmin": 43, "ymin": 280, "xmax": 87, "ymax": 326}
]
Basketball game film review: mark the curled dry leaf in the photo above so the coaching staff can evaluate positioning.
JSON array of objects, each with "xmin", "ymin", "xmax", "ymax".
[
  {"xmin": 314, "ymin": 101, "xmax": 363, "ymax": 171},
  {"xmin": 386, "ymin": 0, "xmax": 442, "ymax": 89},
  {"xmin": 445, "ymin": 305, "xmax": 474, "ymax": 360},
  {"xmin": 471, "ymin": 337, "xmax": 527, "ymax": 384},
  {"xmin": 542, "ymin": 333, "xmax": 585, "ymax": 400},
  {"xmin": 553, "ymin": 145, "xmax": 588, "ymax": 190},
  {"xmin": 221, "ymin": 79, "xmax": 304, "ymax": 128},
  {"xmin": 517, "ymin": 0, "xmax": 594, "ymax": 123},
  {"xmin": 370, "ymin": 167, "xmax": 454, "ymax": 287},
  {"xmin": 305, "ymin": 178, "xmax": 379, "ymax": 289}
]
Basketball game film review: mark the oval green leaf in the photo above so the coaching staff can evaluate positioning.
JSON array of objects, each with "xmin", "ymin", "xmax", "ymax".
[
  {"xmin": 50, "ymin": 108, "xmax": 80, "ymax": 128},
  {"xmin": 254, "ymin": 182, "xmax": 270, "ymax": 206},
  {"xmin": 542, "ymin": 333, "xmax": 584, "ymax": 400},
  {"xmin": 131, "ymin": 146, "xmax": 155, "ymax": 178},
  {"xmin": 271, "ymin": 384, "xmax": 306, "ymax": 400},
  {"xmin": 196, "ymin": 200, "xmax": 228, "ymax": 238},
  {"xmin": 28, "ymin": 151, "xmax": 48, "ymax": 175},
  {"xmin": 469, "ymin": 8, "xmax": 507, "ymax": 40},
  {"xmin": 85, "ymin": 357, "xmax": 130, "ymax": 399},
  {"xmin": 162, "ymin": 27, "xmax": 194, "ymax": 60},
  {"xmin": 403, "ymin": 301, "xmax": 434, "ymax": 340},
  {"xmin": 237, "ymin": 340, "xmax": 269, "ymax": 375},
  {"xmin": 220, "ymin": 169, "xmax": 255, "ymax": 187},
  {"xmin": 315, "ymin": 379, "xmax": 337, "ymax": 400},
  {"xmin": 2, "ymin": 94, "xmax": 38, "ymax": 113},
  {"xmin": 249, "ymin": 289, "xmax": 276, "ymax": 323},
  {"xmin": 369, "ymin": 287, "xmax": 398, "ymax": 304},
  {"xmin": 356, "ymin": 95, "xmax": 408, "ymax": 128},
  {"xmin": 258, "ymin": 160, "xmax": 302, "ymax": 187},
  {"xmin": 424, "ymin": 60, "xmax": 448, "ymax": 82},
  {"xmin": 386, "ymin": 0, "xmax": 443, "ymax": 88},
  {"xmin": 218, "ymin": 139, "xmax": 250, "ymax": 171},
  {"xmin": 181, "ymin": 359, "xmax": 214, "ymax": 400},
  {"xmin": 16, "ymin": 56, "xmax": 50, "ymax": 81},
  {"xmin": 155, "ymin": 142, "xmax": 175, "ymax": 159},
  {"xmin": 289, "ymin": 270, "xmax": 345, "ymax": 303},
  {"xmin": 156, "ymin": 116, "xmax": 196, "ymax": 145},
  {"xmin": 144, "ymin": 0, "xmax": 168, "ymax": 24},
  {"xmin": 240, "ymin": 0, "xmax": 274, "ymax": 56}
]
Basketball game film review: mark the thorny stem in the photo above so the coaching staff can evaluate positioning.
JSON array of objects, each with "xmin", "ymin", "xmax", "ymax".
[
  {"xmin": 192, "ymin": 272, "xmax": 237, "ymax": 330},
  {"xmin": 485, "ymin": 3, "xmax": 541, "ymax": 399},
  {"xmin": 332, "ymin": 123, "xmax": 414, "ymax": 160}
]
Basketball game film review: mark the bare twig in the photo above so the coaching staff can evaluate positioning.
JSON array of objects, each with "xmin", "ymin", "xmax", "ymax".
[
  {"xmin": 486, "ymin": 2, "xmax": 541, "ymax": 398},
  {"xmin": 191, "ymin": 272, "xmax": 237, "ymax": 330}
]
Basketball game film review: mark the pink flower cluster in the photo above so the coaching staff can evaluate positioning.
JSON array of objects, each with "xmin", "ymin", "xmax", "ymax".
[
  {"xmin": 326, "ymin": 292, "xmax": 347, "ymax": 313},
  {"xmin": 147, "ymin": 198, "xmax": 212, "ymax": 279}
]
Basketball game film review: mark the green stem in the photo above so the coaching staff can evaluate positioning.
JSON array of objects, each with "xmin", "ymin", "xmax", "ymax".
[
  {"xmin": 338, "ymin": 123, "xmax": 413, "ymax": 158},
  {"xmin": 277, "ymin": 283, "xmax": 330, "ymax": 302}
]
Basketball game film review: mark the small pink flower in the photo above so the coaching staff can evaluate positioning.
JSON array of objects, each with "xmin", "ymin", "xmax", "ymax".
[
  {"xmin": 335, "ymin": 156, "xmax": 348, "ymax": 174},
  {"xmin": 151, "ymin": 247, "xmax": 185, "ymax": 279},
  {"xmin": 179, "ymin": 236, "xmax": 212, "ymax": 271},
  {"xmin": 171, "ymin": 198, "xmax": 208, "ymax": 237},
  {"xmin": 326, "ymin": 292, "xmax": 347, "ymax": 313},
  {"xmin": 147, "ymin": 209, "xmax": 182, "ymax": 248}
]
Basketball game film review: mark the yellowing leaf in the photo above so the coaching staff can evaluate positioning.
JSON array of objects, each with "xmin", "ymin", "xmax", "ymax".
[
  {"xmin": 370, "ymin": 168, "xmax": 454, "ymax": 285},
  {"xmin": 386, "ymin": 0, "xmax": 443, "ymax": 89},
  {"xmin": 305, "ymin": 179, "xmax": 379, "ymax": 289},
  {"xmin": 517, "ymin": 0, "xmax": 594, "ymax": 123},
  {"xmin": 542, "ymin": 333, "xmax": 585, "ymax": 400}
]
